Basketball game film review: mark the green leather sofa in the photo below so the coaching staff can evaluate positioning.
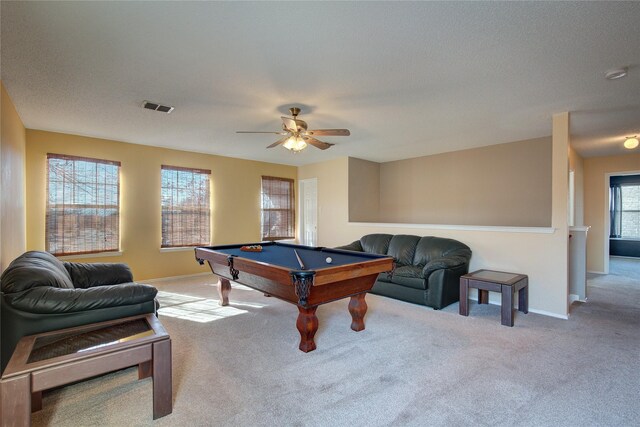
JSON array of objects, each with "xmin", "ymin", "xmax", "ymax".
[
  {"xmin": 336, "ymin": 234, "xmax": 471, "ymax": 309},
  {"xmin": 1, "ymin": 251, "xmax": 158, "ymax": 373}
]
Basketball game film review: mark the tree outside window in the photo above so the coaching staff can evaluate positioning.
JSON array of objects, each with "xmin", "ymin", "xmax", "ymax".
[
  {"xmin": 46, "ymin": 154, "xmax": 120, "ymax": 255},
  {"xmin": 261, "ymin": 176, "xmax": 295, "ymax": 241},
  {"xmin": 161, "ymin": 165, "xmax": 211, "ymax": 247}
]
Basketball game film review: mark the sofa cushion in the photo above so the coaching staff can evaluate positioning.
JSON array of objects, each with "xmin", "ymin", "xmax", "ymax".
[
  {"xmin": 413, "ymin": 236, "xmax": 470, "ymax": 266},
  {"xmin": 378, "ymin": 265, "xmax": 427, "ymax": 290},
  {"xmin": 360, "ymin": 234, "xmax": 393, "ymax": 255},
  {"xmin": 371, "ymin": 281, "xmax": 428, "ymax": 305},
  {"xmin": 1, "ymin": 251, "xmax": 74, "ymax": 294},
  {"xmin": 390, "ymin": 276, "xmax": 427, "ymax": 290},
  {"xmin": 387, "ymin": 235, "xmax": 421, "ymax": 265},
  {"xmin": 394, "ymin": 265, "xmax": 424, "ymax": 279},
  {"xmin": 393, "ymin": 265, "xmax": 427, "ymax": 290}
]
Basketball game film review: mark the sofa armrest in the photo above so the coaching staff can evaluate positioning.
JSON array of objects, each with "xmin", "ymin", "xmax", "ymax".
[
  {"xmin": 425, "ymin": 264, "xmax": 469, "ymax": 309},
  {"xmin": 334, "ymin": 240, "xmax": 364, "ymax": 252},
  {"xmin": 4, "ymin": 283, "xmax": 158, "ymax": 314},
  {"xmin": 422, "ymin": 256, "xmax": 469, "ymax": 279},
  {"xmin": 64, "ymin": 262, "xmax": 134, "ymax": 288}
]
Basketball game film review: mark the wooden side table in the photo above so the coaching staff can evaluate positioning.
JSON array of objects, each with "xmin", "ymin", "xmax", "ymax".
[
  {"xmin": 459, "ymin": 269, "xmax": 528, "ymax": 326},
  {"xmin": 0, "ymin": 314, "xmax": 172, "ymax": 426}
]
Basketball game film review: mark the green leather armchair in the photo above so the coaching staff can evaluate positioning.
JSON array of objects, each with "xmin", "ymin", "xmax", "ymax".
[{"xmin": 1, "ymin": 251, "xmax": 158, "ymax": 373}]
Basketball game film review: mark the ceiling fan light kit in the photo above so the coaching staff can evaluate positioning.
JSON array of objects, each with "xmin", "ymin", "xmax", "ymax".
[
  {"xmin": 623, "ymin": 136, "xmax": 639, "ymax": 150},
  {"xmin": 237, "ymin": 107, "xmax": 350, "ymax": 153},
  {"xmin": 283, "ymin": 136, "xmax": 308, "ymax": 152}
]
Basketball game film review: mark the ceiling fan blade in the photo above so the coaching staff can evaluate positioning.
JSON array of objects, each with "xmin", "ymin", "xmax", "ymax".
[
  {"xmin": 266, "ymin": 136, "xmax": 290, "ymax": 149},
  {"xmin": 281, "ymin": 116, "xmax": 299, "ymax": 133},
  {"xmin": 306, "ymin": 129, "xmax": 351, "ymax": 136},
  {"xmin": 237, "ymin": 131, "xmax": 288, "ymax": 135},
  {"xmin": 303, "ymin": 136, "xmax": 335, "ymax": 150}
]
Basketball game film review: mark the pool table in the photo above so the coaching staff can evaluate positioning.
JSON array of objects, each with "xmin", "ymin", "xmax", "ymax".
[{"xmin": 195, "ymin": 242, "xmax": 394, "ymax": 352}]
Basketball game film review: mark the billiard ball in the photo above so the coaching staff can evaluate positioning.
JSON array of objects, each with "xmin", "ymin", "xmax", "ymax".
[{"xmin": 325, "ymin": 257, "xmax": 333, "ymax": 264}]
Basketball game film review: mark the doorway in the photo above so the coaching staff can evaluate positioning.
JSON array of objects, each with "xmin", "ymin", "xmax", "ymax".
[
  {"xmin": 603, "ymin": 171, "xmax": 640, "ymax": 274},
  {"xmin": 299, "ymin": 178, "xmax": 318, "ymax": 246}
]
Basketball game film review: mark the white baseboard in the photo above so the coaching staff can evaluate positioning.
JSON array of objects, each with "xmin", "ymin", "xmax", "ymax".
[
  {"xmin": 568, "ymin": 294, "xmax": 586, "ymax": 304},
  {"xmin": 471, "ymin": 298, "xmax": 569, "ymax": 320},
  {"xmin": 527, "ymin": 308, "xmax": 568, "ymax": 320},
  {"xmin": 587, "ymin": 270, "xmax": 606, "ymax": 275}
]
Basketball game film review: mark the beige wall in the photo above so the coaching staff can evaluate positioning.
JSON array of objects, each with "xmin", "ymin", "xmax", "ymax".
[
  {"xmin": 551, "ymin": 113, "xmax": 570, "ymax": 313},
  {"xmin": 297, "ymin": 158, "xmax": 350, "ymax": 241},
  {"xmin": 299, "ymin": 117, "xmax": 570, "ymax": 317},
  {"xmin": 584, "ymin": 152, "xmax": 640, "ymax": 273},
  {"xmin": 568, "ymin": 145, "xmax": 585, "ymax": 226},
  {"xmin": 377, "ymin": 137, "xmax": 552, "ymax": 226},
  {"xmin": 348, "ymin": 157, "xmax": 380, "ymax": 222},
  {"xmin": 26, "ymin": 130, "xmax": 296, "ymax": 280},
  {"xmin": 0, "ymin": 81, "xmax": 27, "ymax": 271}
]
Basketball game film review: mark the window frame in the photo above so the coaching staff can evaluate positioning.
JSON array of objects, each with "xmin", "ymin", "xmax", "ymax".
[
  {"xmin": 46, "ymin": 153, "xmax": 121, "ymax": 256},
  {"xmin": 620, "ymin": 184, "xmax": 640, "ymax": 239},
  {"xmin": 261, "ymin": 176, "xmax": 295, "ymax": 241},
  {"xmin": 160, "ymin": 165, "xmax": 212, "ymax": 248}
]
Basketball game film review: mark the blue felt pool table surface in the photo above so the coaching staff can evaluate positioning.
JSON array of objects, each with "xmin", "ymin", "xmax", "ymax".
[{"xmin": 207, "ymin": 242, "xmax": 388, "ymax": 271}]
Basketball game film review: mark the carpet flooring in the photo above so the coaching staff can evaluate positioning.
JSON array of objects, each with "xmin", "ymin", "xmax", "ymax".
[{"xmin": 31, "ymin": 260, "xmax": 639, "ymax": 426}]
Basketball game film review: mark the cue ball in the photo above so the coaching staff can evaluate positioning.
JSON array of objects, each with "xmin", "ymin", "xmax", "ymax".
[{"xmin": 325, "ymin": 257, "xmax": 333, "ymax": 264}]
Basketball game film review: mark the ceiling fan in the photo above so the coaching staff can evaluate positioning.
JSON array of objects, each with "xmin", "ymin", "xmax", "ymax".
[{"xmin": 236, "ymin": 107, "xmax": 350, "ymax": 152}]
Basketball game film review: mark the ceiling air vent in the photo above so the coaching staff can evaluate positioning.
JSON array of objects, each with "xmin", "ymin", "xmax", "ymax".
[{"xmin": 142, "ymin": 100, "xmax": 174, "ymax": 114}]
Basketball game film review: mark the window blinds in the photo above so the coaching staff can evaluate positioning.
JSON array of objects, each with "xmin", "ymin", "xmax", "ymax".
[
  {"xmin": 261, "ymin": 176, "xmax": 295, "ymax": 240},
  {"xmin": 46, "ymin": 154, "xmax": 121, "ymax": 255},
  {"xmin": 161, "ymin": 165, "xmax": 211, "ymax": 247}
]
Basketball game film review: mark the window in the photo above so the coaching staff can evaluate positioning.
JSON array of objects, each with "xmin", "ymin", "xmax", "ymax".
[
  {"xmin": 620, "ymin": 185, "xmax": 640, "ymax": 238},
  {"xmin": 261, "ymin": 176, "xmax": 295, "ymax": 240},
  {"xmin": 46, "ymin": 154, "xmax": 120, "ymax": 255},
  {"xmin": 161, "ymin": 165, "xmax": 211, "ymax": 247},
  {"xmin": 610, "ymin": 175, "xmax": 640, "ymax": 239}
]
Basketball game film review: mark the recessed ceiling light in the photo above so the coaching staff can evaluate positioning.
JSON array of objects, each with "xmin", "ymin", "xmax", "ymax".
[
  {"xmin": 623, "ymin": 136, "xmax": 639, "ymax": 149},
  {"xmin": 605, "ymin": 67, "xmax": 628, "ymax": 80}
]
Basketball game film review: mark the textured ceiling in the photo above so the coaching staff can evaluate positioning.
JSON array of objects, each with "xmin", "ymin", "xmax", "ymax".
[{"xmin": 1, "ymin": 2, "xmax": 639, "ymax": 166}]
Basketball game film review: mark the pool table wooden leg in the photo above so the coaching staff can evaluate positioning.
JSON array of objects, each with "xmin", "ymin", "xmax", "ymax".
[
  {"xmin": 348, "ymin": 293, "xmax": 368, "ymax": 332},
  {"xmin": 296, "ymin": 306, "xmax": 318, "ymax": 352},
  {"xmin": 219, "ymin": 278, "xmax": 231, "ymax": 306}
]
